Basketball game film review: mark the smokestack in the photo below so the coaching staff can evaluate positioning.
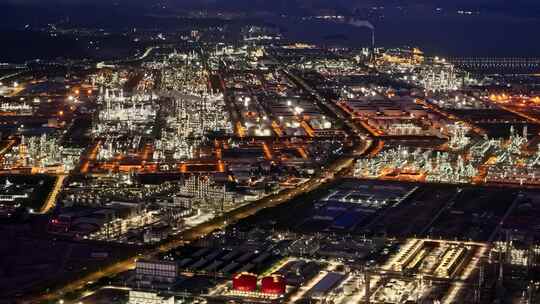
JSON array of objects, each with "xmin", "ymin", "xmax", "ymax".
[
  {"xmin": 498, "ymin": 250, "xmax": 504, "ymax": 286},
  {"xmin": 364, "ymin": 270, "xmax": 370, "ymax": 304},
  {"xmin": 476, "ymin": 258, "xmax": 486, "ymax": 303},
  {"xmin": 347, "ymin": 19, "xmax": 376, "ymax": 62}
]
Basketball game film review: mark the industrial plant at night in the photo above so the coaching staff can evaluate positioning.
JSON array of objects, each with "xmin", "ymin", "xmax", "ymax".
[{"xmin": 1, "ymin": 1, "xmax": 540, "ymax": 304}]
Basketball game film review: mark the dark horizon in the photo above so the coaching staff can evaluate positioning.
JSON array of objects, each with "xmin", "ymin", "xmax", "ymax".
[
  {"xmin": 1, "ymin": 0, "xmax": 540, "ymax": 16},
  {"xmin": 2, "ymin": 1, "xmax": 540, "ymax": 303},
  {"xmin": 1, "ymin": 0, "xmax": 540, "ymax": 61}
]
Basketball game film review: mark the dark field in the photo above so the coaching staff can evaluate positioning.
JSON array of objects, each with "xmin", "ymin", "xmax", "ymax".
[{"xmin": 233, "ymin": 178, "xmax": 537, "ymax": 242}]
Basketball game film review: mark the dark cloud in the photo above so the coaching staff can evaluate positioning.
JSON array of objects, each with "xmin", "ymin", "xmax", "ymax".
[{"xmin": 0, "ymin": 0, "xmax": 538, "ymax": 17}]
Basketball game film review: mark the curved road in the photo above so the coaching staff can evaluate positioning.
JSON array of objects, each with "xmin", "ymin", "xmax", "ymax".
[
  {"xmin": 23, "ymin": 138, "xmax": 369, "ymax": 303},
  {"xmin": 23, "ymin": 60, "xmax": 373, "ymax": 304}
]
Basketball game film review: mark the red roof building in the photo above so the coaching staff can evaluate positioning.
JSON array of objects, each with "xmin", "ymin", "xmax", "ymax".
[
  {"xmin": 232, "ymin": 272, "xmax": 257, "ymax": 292},
  {"xmin": 261, "ymin": 275, "xmax": 286, "ymax": 295}
]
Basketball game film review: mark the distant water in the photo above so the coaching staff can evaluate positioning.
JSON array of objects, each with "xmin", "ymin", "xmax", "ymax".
[
  {"xmin": 0, "ymin": 30, "xmax": 138, "ymax": 63},
  {"xmin": 1, "ymin": 13, "xmax": 540, "ymax": 63},
  {"xmin": 272, "ymin": 14, "xmax": 540, "ymax": 58}
]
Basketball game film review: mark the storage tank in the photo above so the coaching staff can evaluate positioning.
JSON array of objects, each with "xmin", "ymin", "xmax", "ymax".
[
  {"xmin": 261, "ymin": 275, "xmax": 286, "ymax": 295},
  {"xmin": 232, "ymin": 272, "xmax": 257, "ymax": 292}
]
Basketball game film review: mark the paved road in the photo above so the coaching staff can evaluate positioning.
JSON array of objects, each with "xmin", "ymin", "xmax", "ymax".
[
  {"xmin": 39, "ymin": 174, "xmax": 67, "ymax": 214},
  {"xmin": 23, "ymin": 58, "xmax": 374, "ymax": 304},
  {"xmin": 23, "ymin": 140, "xmax": 368, "ymax": 303}
]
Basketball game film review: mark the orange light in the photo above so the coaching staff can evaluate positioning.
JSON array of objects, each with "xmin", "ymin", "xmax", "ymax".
[
  {"xmin": 87, "ymin": 89, "xmax": 92, "ymax": 95},
  {"xmin": 58, "ymin": 110, "xmax": 64, "ymax": 116}
]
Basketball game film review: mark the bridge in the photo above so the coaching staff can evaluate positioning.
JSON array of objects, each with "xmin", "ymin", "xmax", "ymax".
[{"xmin": 448, "ymin": 57, "xmax": 540, "ymax": 73}]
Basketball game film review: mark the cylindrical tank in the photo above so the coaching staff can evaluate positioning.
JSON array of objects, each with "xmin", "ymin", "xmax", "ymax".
[
  {"xmin": 261, "ymin": 275, "xmax": 286, "ymax": 295},
  {"xmin": 232, "ymin": 273, "xmax": 257, "ymax": 292}
]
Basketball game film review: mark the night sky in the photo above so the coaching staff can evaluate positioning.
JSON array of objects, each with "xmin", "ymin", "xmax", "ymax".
[
  {"xmin": 1, "ymin": 0, "xmax": 539, "ymax": 11},
  {"xmin": 0, "ymin": 0, "xmax": 539, "ymax": 58},
  {"xmin": 0, "ymin": 0, "xmax": 539, "ymax": 20}
]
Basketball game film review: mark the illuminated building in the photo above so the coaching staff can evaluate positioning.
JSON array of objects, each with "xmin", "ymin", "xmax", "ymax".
[
  {"xmin": 418, "ymin": 61, "xmax": 459, "ymax": 92},
  {"xmin": 128, "ymin": 290, "xmax": 174, "ymax": 304},
  {"xmin": 136, "ymin": 259, "xmax": 178, "ymax": 284},
  {"xmin": 232, "ymin": 273, "xmax": 258, "ymax": 292},
  {"xmin": 261, "ymin": 275, "xmax": 286, "ymax": 295},
  {"xmin": 2, "ymin": 134, "xmax": 81, "ymax": 173},
  {"xmin": 178, "ymin": 175, "xmax": 235, "ymax": 212}
]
